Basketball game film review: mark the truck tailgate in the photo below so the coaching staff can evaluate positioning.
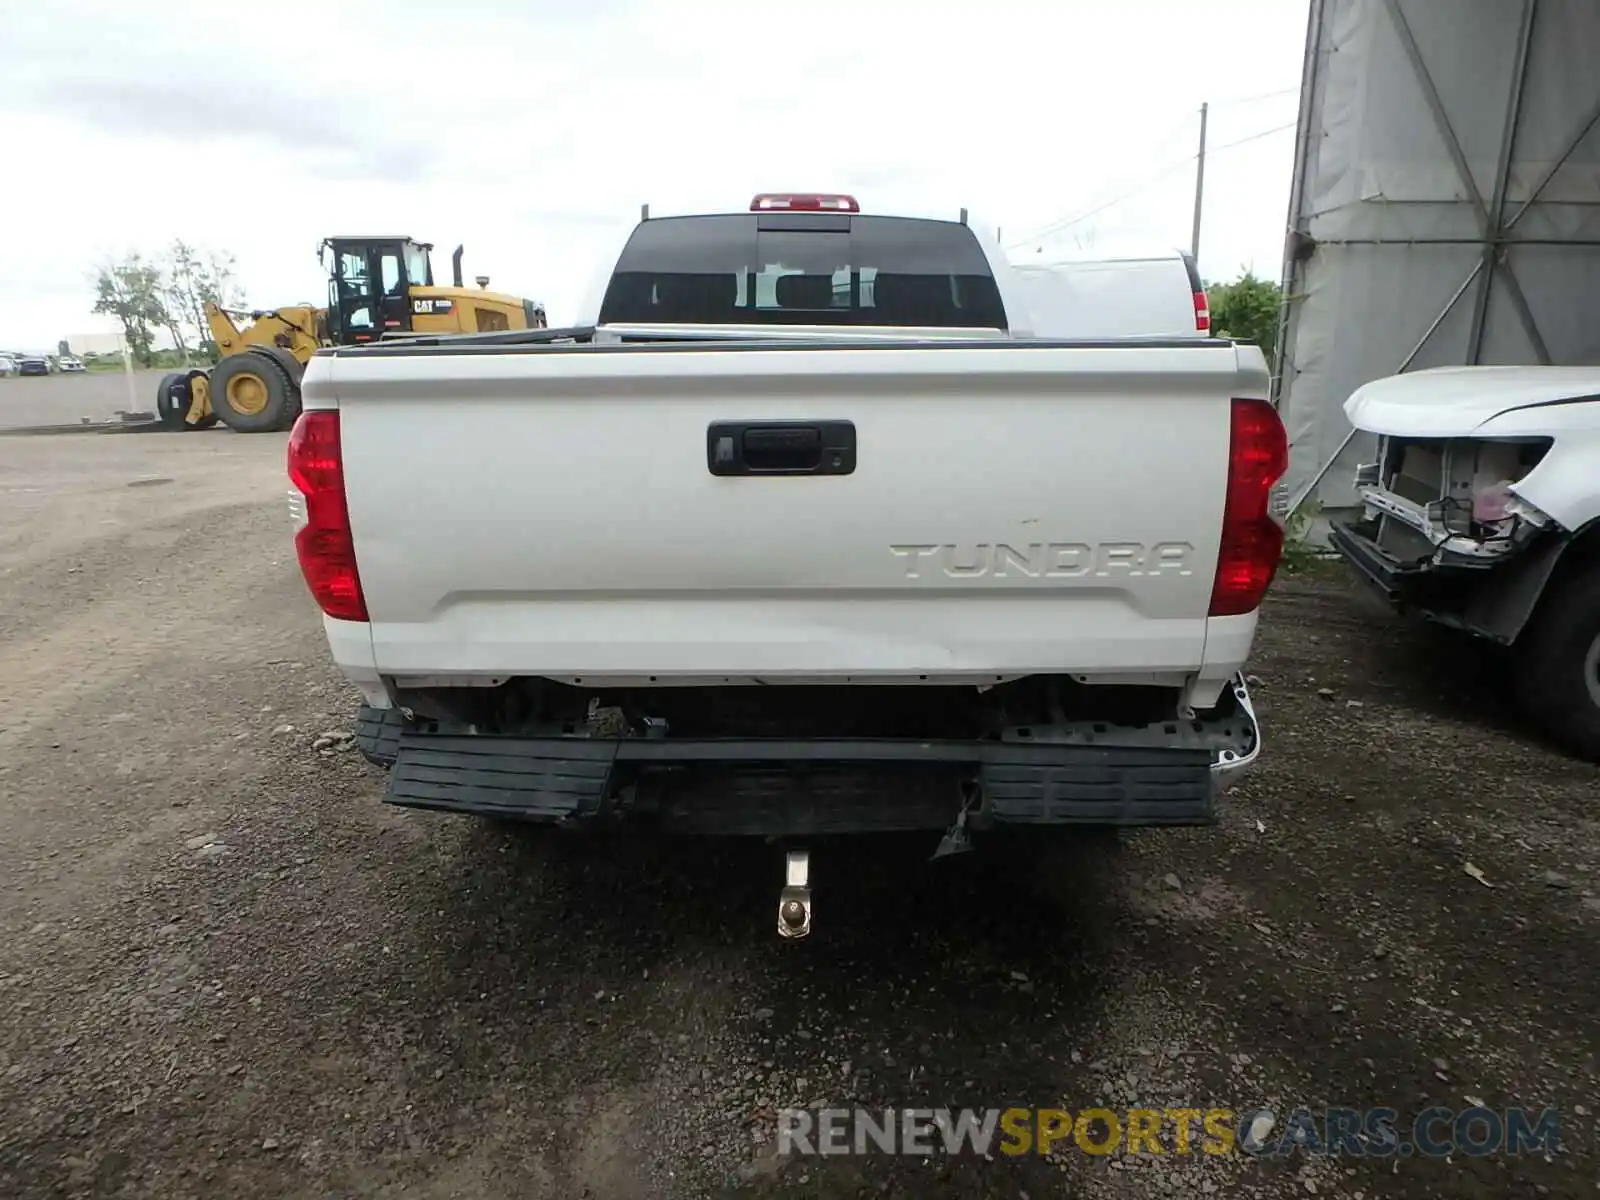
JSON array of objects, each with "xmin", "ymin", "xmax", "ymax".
[{"xmin": 315, "ymin": 341, "xmax": 1260, "ymax": 683}]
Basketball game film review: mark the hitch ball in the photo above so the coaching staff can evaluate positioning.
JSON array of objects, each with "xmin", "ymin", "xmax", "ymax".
[{"xmin": 777, "ymin": 849, "xmax": 812, "ymax": 939}]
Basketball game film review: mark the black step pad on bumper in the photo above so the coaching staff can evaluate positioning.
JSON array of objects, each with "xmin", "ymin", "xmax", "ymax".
[
  {"xmin": 375, "ymin": 720, "xmax": 1216, "ymax": 832},
  {"xmin": 980, "ymin": 745, "xmax": 1215, "ymax": 825},
  {"xmin": 354, "ymin": 704, "xmax": 407, "ymax": 767},
  {"xmin": 389, "ymin": 735, "xmax": 618, "ymax": 821}
]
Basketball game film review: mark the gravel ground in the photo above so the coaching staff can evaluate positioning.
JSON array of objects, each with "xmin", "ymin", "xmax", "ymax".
[
  {"xmin": 0, "ymin": 371, "xmax": 170, "ymax": 431},
  {"xmin": 0, "ymin": 429, "xmax": 1596, "ymax": 1199}
]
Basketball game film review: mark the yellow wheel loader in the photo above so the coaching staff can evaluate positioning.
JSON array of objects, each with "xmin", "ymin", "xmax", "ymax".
[{"xmin": 156, "ymin": 237, "xmax": 546, "ymax": 433}]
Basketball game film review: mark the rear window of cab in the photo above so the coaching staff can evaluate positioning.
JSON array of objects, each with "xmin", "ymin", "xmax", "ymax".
[{"xmin": 599, "ymin": 213, "xmax": 1008, "ymax": 329}]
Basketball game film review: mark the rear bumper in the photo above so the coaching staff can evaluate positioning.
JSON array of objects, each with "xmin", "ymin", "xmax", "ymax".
[
  {"xmin": 352, "ymin": 675, "xmax": 1260, "ymax": 836},
  {"xmin": 1328, "ymin": 516, "xmax": 1569, "ymax": 646},
  {"xmin": 1326, "ymin": 519, "xmax": 1420, "ymax": 602}
]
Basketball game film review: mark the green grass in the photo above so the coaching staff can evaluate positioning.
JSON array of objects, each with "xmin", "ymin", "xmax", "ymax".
[
  {"xmin": 1277, "ymin": 498, "xmax": 1342, "ymax": 577},
  {"xmin": 84, "ymin": 351, "xmax": 199, "ymax": 373}
]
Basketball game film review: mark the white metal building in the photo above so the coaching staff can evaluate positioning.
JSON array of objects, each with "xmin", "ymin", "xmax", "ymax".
[{"xmin": 1276, "ymin": 0, "xmax": 1600, "ymax": 516}]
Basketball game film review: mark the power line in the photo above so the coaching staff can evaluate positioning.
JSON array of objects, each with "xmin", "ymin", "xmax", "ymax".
[
  {"xmin": 1009, "ymin": 161, "xmax": 1197, "ymax": 248},
  {"xmin": 1209, "ymin": 119, "xmax": 1298, "ymax": 154},
  {"xmin": 1004, "ymin": 105, "xmax": 1283, "ymax": 249},
  {"xmin": 1124, "ymin": 112, "xmax": 1214, "ymax": 160},
  {"xmin": 1209, "ymin": 85, "xmax": 1300, "ymax": 107},
  {"xmin": 1006, "ymin": 120, "xmax": 1299, "ymax": 249},
  {"xmin": 1001, "ymin": 116, "xmax": 1214, "ymax": 249}
]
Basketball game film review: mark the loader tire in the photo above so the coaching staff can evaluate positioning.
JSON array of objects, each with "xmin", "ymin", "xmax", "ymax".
[
  {"xmin": 253, "ymin": 344, "xmax": 305, "ymax": 384},
  {"xmin": 208, "ymin": 352, "xmax": 296, "ymax": 433},
  {"xmin": 155, "ymin": 372, "xmax": 197, "ymax": 430},
  {"xmin": 1515, "ymin": 561, "xmax": 1600, "ymax": 763},
  {"xmin": 251, "ymin": 346, "xmax": 304, "ymax": 425}
]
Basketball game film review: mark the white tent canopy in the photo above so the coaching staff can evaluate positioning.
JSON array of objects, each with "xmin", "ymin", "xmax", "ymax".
[{"xmin": 1276, "ymin": 0, "xmax": 1600, "ymax": 514}]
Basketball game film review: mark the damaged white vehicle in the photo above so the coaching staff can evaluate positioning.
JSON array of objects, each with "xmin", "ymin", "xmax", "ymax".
[{"xmin": 1328, "ymin": 365, "xmax": 1600, "ymax": 761}]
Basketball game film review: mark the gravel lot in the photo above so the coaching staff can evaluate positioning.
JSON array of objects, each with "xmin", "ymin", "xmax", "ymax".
[
  {"xmin": 0, "ymin": 429, "xmax": 1596, "ymax": 1199},
  {"xmin": 0, "ymin": 371, "xmax": 169, "ymax": 431}
]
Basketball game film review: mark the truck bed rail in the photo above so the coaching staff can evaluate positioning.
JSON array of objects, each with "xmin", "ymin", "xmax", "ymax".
[{"xmin": 342, "ymin": 325, "xmax": 1233, "ymax": 356}]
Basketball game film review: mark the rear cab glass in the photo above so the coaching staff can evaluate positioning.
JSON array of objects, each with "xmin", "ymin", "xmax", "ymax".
[{"xmin": 598, "ymin": 213, "xmax": 1008, "ymax": 329}]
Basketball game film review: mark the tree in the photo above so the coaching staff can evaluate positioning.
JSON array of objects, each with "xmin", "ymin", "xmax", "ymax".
[
  {"xmin": 1207, "ymin": 271, "xmax": 1283, "ymax": 368},
  {"xmin": 163, "ymin": 241, "xmax": 243, "ymax": 364},
  {"xmin": 91, "ymin": 255, "xmax": 170, "ymax": 367}
]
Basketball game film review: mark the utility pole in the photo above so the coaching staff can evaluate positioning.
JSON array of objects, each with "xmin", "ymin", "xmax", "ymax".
[{"xmin": 1190, "ymin": 101, "xmax": 1209, "ymax": 264}]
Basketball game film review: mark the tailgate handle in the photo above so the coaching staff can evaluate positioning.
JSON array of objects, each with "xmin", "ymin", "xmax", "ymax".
[
  {"xmin": 708, "ymin": 421, "xmax": 856, "ymax": 477},
  {"xmin": 745, "ymin": 426, "xmax": 819, "ymax": 469}
]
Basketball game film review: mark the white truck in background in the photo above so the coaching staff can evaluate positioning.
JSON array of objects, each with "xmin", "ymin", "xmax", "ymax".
[
  {"xmin": 1010, "ymin": 251, "xmax": 1212, "ymax": 341},
  {"xmin": 288, "ymin": 193, "xmax": 1287, "ymax": 937}
]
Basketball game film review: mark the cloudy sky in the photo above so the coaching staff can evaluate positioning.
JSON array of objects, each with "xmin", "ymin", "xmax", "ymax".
[{"xmin": 1, "ymin": 0, "xmax": 1309, "ymax": 349}]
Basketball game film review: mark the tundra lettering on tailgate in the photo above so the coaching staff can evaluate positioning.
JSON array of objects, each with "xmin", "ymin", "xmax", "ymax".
[{"xmin": 889, "ymin": 542, "xmax": 1195, "ymax": 580}]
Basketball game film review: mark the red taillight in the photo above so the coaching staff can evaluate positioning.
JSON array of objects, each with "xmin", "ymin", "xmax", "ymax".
[
  {"xmin": 1209, "ymin": 398, "xmax": 1288, "ymax": 617},
  {"xmin": 287, "ymin": 411, "xmax": 367, "ymax": 622},
  {"xmin": 750, "ymin": 193, "xmax": 860, "ymax": 212},
  {"xmin": 1193, "ymin": 290, "xmax": 1211, "ymax": 333}
]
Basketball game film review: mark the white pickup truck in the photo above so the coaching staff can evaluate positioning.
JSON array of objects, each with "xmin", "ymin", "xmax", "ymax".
[
  {"xmin": 288, "ymin": 193, "xmax": 1287, "ymax": 936},
  {"xmin": 1010, "ymin": 251, "xmax": 1212, "ymax": 341}
]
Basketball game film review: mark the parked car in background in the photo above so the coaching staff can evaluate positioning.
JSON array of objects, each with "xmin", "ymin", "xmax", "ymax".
[
  {"xmin": 16, "ymin": 354, "xmax": 51, "ymax": 377},
  {"xmin": 1010, "ymin": 251, "xmax": 1210, "ymax": 340},
  {"xmin": 0, "ymin": 353, "xmax": 17, "ymax": 376},
  {"xmin": 57, "ymin": 355, "xmax": 85, "ymax": 373},
  {"xmin": 1329, "ymin": 365, "xmax": 1600, "ymax": 762}
]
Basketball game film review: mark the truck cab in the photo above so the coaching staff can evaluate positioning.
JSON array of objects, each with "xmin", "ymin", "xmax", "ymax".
[{"xmin": 570, "ymin": 194, "xmax": 1037, "ymax": 339}]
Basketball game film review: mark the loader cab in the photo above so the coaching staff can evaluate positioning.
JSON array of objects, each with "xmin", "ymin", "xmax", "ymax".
[{"xmin": 319, "ymin": 236, "xmax": 435, "ymax": 344}]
